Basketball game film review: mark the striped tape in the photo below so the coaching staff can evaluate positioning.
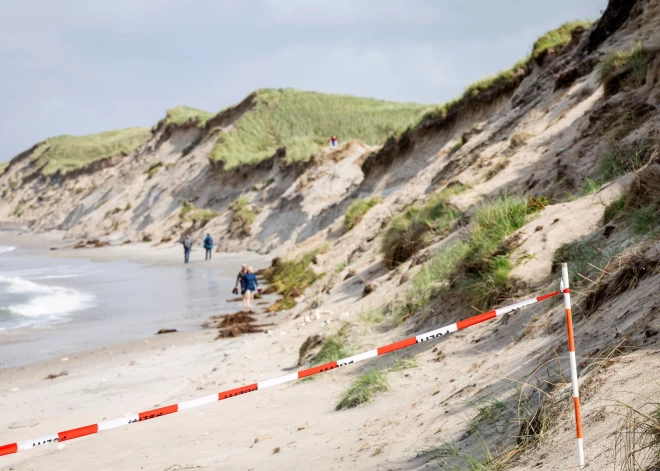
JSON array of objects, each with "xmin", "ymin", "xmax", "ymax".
[
  {"xmin": 561, "ymin": 264, "xmax": 585, "ymax": 468},
  {"xmin": 0, "ymin": 289, "xmax": 561, "ymax": 458}
]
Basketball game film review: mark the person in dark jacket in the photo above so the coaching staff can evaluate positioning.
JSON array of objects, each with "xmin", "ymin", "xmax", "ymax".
[
  {"xmin": 234, "ymin": 264, "xmax": 247, "ymax": 295},
  {"xmin": 182, "ymin": 236, "xmax": 192, "ymax": 264},
  {"xmin": 203, "ymin": 234, "xmax": 214, "ymax": 261},
  {"xmin": 241, "ymin": 266, "xmax": 259, "ymax": 311}
]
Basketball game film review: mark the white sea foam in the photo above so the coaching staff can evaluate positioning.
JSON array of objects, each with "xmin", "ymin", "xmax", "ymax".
[
  {"xmin": 0, "ymin": 245, "xmax": 16, "ymax": 254},
  {"xmin": 0, "ymin": 275, "xmax": 96, "ymax": 318}
]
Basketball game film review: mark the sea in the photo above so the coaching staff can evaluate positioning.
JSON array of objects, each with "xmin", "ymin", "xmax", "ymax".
[{"xmin": 0, "ymin": 244, "xmax": 253, "ymax": 368}]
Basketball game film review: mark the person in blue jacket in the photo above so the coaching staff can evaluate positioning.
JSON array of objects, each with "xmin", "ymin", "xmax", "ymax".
[
  {"xmin": 241, "ymin": 266, "xmax": 259, "ymax": 311},
  {"xmin": 203, "ymin": 233, "xmax": 214, "ymax": 261}
]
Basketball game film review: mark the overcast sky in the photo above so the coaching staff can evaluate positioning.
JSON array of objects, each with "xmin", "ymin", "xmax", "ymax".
[{"xmin": 0, "ymin": 0, "xmax": 607, "ymax": 162}]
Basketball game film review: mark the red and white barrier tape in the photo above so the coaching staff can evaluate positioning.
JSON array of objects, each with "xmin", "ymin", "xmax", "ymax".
[{"xmin": 0, "ymin": 289, "xmax": 561, "ymax": 458}]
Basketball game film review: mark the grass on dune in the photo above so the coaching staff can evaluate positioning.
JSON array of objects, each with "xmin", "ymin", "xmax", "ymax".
[
  {"xmin": 163, "ymin": 106, "xmax": 214, "ymax": 128},
  {"xmin": 229, "ymin": 195, "xmax": 258, "ymax": 236},
  {"xmin": 421, "ymin": 20, "xmax": 592, "ymax": 123},
  {"xmin": 600, "ymin": 41, "xmax": 655, "ymax": 92},
  {"xmin": 381, "ymin": 185, "xmax": 465, "ymax": 269},
  {"xmin": 531, "ymin": 20, "xmax": 592, "ymax": 60},
  {"xmin": 208, "ymin": 88, "xmax": 433, "ymax": 169},
  {"xmin": 393, "ymin": 194, "xmax": 546, "ymax": 322},
  {"xmin": 0, "ymin": 162, "xmax": 8, "ymax": 175},
  {"xmin": 179, "ymin": 201, "xmax": 219, "ymax": 227},
  {"xmin": 311, "ymin": 326, "xmax": 351, "ymax": 365},
  {"xmin": 26, "ymin": 128, "xmax": 152, "ymax": 176},
  {"xmin": 263, "ymin": 248, "xmax": 324, "ymax": 311},
  {"xmin": 344, "ymin": 197, "xmax": 381, "ymax": 230}
]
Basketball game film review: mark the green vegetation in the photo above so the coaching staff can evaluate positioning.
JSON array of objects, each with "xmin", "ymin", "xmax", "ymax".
[
  {"xmin": 553, "ymin": 237, "xmax": 618, "ymax": 287},
  {"xmin": 105, "ymin": 207, "xmax": 122, "ymax": 217},
  {"xmin": 27, "ymin": 128, "xmax": 151, "ymax": 176},
  {"xmin": 124, "ymin": 202, "xmax": 132, "ymax": 211},
  {"xmin": 263, "ymin": 249, "xmax": 322, "ymax": 311},
  {"xmin": 614, "ymin": 399, "xmax": 660, "ymax": 470},
  {"xmin": 359, "ymin": 307, "xmax": 385, "ymax": 324},
  {"xmin": 145, "ymin": 162, "xmax": 162, "ymax": 179},
  {"xmin": 600, "ymin": 41, "xmax": 655, "ymax": 92},
  {"xmin": 311, "ymin": 326, "xmax": 350, "ymax": 365},
  {"xmin": 421, "ymin": 21, "xmax": 590, "ymax": 126},
  {"xmin": 9, "ymin": 180, "xmax": 18, "ymax": 190},
  {"xmin": 0, "ymin": 162, "xmax": 7, "ymax": 175},
  {"xmin": 485, "ymin": 159, "xmax": 510, "ymax": 181},
  {"xmin": 456, "ymin": 194, "xmax": 532, "ymax": 310},
  {"xmin": 601, "ymin": 145, "xmax": 649, "ymax": 182},
  {"xmin": 13, "ymin": 203, "xmax": 24, "ymax": 217},
  {"xmin": 531, "ymin": 20, "xmax": 592, "ymax": 60},
  {"xmin": 604, "ymin": 194, "xmax": 626, "ymax": 223},
  {"xmin": 381, "ymin": 185, "xmax": 464, "ymax": 269},
  {"xmin": 229, "ymin": 195, "xmax": 258, "ymax": 236},
  {"xmin": 179, "ymin": 201, "xmax": 218, "ymax": 227},
  {"xmin": 630, "ymin": 207, "xmax": 659, "ymax": 235},
  {"xmin": 344, "ymin": 197, "xmax": 381, "ymax": 230},
  {"xmin": 208, "ymin": 88, "xmax": 432, "ymax": 169},
  {"xmin": 333, "ymin": 259, "xmax": 348, "ymax": 274},
  {"xmin": 393, "ymin": 242, "xmax": 469, "ymax": 323},
  {"xmin": 163, "ymin": 106, "xmax": 213, "ymax": 128},
  {"xmin": 336, "ymin": 369, "xmax": 390, "ymax": 410}
]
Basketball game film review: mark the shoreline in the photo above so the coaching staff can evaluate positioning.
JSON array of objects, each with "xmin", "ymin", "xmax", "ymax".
[{"xmin": 0, "ymin": 230, "xmax": 273, "ymax": 369}]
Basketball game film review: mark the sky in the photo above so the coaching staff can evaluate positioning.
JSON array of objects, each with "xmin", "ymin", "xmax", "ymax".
[{"xmin": 0, "ymin": 0, "xmax": 607, "ymax": 162}]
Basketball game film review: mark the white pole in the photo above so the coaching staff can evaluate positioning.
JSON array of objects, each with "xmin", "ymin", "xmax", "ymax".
[{"xmin": 562, "ymin": 263, "xmax": 585, "ymax": 468}]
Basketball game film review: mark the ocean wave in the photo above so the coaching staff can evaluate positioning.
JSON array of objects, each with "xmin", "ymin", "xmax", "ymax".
[
  {"xmin": 0, "ymin": 275, "xmax": 96, "ymax": 318},
  {"xmin": 0, "ymin": 246, "xmax": 16, "ymax": 254}
]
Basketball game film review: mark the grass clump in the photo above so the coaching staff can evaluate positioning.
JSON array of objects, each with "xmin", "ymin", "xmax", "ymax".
[
  {"xmin": 359, "ymin": 307, "xmax": 385, "ymax": 324},
  {"xmin": 208, "ymin": 88, "xmax": 432, "ymax": 169},
  {"xmin": 381, "ymin": 186, "xmax": 464, "ymax": 269},
  {"xmin": 27, "ymin": 128, "xmax": 151, "ymax": 176},
  {"xmin": 179, "ymin": 201, "xmax": 218, "ymax": 227},
  {"xmin": 145, "ymin": 162, "xmax": 162, "ymax": 179},
  {"xmin": 393, "ymin": 241, "xmax": 469, "ymax": 323},
  {"xmin": 229, "ymin": 195, "xmax": 258, "ymax": 236},
  {"xmin": 553, "ymin": 237, "xmax": 619, "ymax": 287},
  {"xmin": 311, "ymin": 327, "xmax": 350, "ymax": 365},
  {"xmin": 13, "ymin": 203, "xmax": 24, "ymax": 217},
  {"xmin": 614, "ymin": 399, "xmax": 660, "ymax": 471},
  {"xmin": 531, "ymin": 20, "xmax": 592, "ymax": 60},
  {"xmin": 455, "ymin": 194, "xmax": 532, "ymax": 310},
  {"xmin": 263, "ymin": 249, "xmax": 322, "ymax": 311},
  {"xmin": 344, "ymin": 197, "xmax": 381, "ymax": 230},
  {"xmin": 124, "ymin": 202, "xmax": 132, "ymax": 211},
  {"xmin": 600, "ymin": 41, "xmax": 655, "ymax": 94},
  {"xmin": 336, "ymin": 369, "xmax": 390, "ymax": 410},
  {"xmin": 0, "ymin": 162, "xmax": 7, "ymax": 175},
  {"xmin": 163, "ymin": 106, "xmax": 213, "ymax": 128}
]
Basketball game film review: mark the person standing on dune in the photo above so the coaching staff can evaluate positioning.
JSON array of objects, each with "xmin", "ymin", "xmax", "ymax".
[
  {"xmin": 203, "ymin": 233, "xmax": 214, "ymax": 261},
  {"xmin": 182, "ymin": 235, "xmax": 192, "ymax": 264}
]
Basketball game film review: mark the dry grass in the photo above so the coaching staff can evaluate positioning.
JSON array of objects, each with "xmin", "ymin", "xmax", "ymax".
[
  {"xmin": 614, "ymin": 398, "xmax": 660, "ymax": 471},
  {"xmin": 229, "ymin": 196, "xmax": 258, "ymax": 236}
]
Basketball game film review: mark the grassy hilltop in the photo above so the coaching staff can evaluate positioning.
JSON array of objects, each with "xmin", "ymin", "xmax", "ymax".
[{"xmin": 208, "ymin": 88, "xmax": 433, "ymax": 169}]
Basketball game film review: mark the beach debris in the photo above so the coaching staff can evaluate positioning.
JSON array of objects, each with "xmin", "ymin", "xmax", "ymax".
[
  {"xmin": 279, "ymin": 331, "xmax": 287, "ymax": 336},
  {"xmin": 56, "ymin": 443, "xmax": 66, "ymax": 451},
  {"xmin": 44, "ymin": 371, "xmax": 68, "ymax": 380},
  {"xmin": 8, "ymin": 420, "xmax": 39, "ymax": 430},
  {"xmin": 206, "ymin": 311, "xmax": 273, "ymax": 339},
  {"xmin": 60, "ymin": 357, "xmax": 69, "ymax": 362},
  {"xmin": 254, "ymin": 435, "xmax": 271, "ymax": 443},
  {"xmin": 272, "ymin": 447, "xmax": 280, "ymax": 454},
  {"xmin": 10, "ymin": 388, "xmax": 19, "ymax": 392},
  {"xmin": 156, "ymin": 329, "xmax": 178, "ymax": 335},
  {"xmin": 73, "ymin": 241, "xmax": 86, "ymax": 249},
  {"xmin": 297, "ymin": 423, "xmax": 311, "ymax": 431}
]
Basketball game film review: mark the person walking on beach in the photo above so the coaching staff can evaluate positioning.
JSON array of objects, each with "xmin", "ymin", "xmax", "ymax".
[
  {"xmin": 241, "ymin": 266, "xmax": 259, "ymax": 311},
  {"xmin": 182, "ymin": 235, "xmax": 192, "ymax": 264},
  {"xmin": 182, "ymin": 236, "xmax": 193, "ymax": 264},
  {"xmin": 203, "ymin": 233, "xmax": 214, "ymax": 261},
  {"xmin": 234, "ymin": 264, "xmax": 248, "ymax": 295}
]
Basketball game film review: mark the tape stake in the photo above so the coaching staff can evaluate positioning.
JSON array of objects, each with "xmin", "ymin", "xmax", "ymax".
[
  {"xmin": 0, "ymin": 289, "xmax": 562, "ymax": 458},
  {"xmin": 562, "ymin": 263, "xmax": 585, "ymax": 468}
]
